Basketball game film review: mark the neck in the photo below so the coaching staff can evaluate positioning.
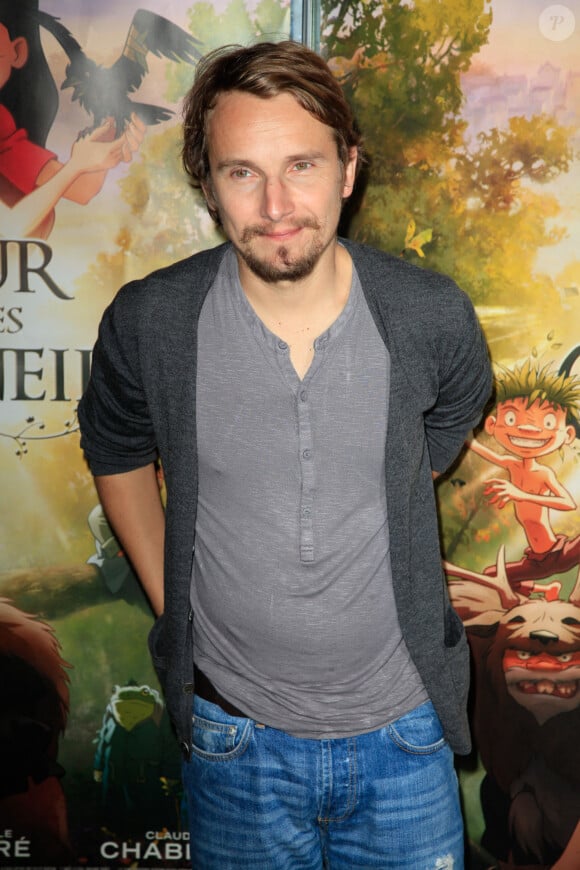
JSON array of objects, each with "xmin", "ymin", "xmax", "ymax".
[
  {"xmin": 521, "ymin": 456, "xmax": 538, "ymax": 470},
  {"xmin": 236, "ymin": 241, "xmax": 352, "ymax": 322},
  {"xmin": 236, "ymin": 242, "xmax": 353, "ymax": 381}
]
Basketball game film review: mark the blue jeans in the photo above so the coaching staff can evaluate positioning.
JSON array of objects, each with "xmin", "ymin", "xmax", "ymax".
[{"xmin": 182, "ymin": 696, "xmax": 464, "ymax": 869}]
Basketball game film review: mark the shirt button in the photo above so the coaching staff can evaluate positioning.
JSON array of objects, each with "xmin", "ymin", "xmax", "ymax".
[
  {"xmin": 278, "ymin": 340, "xmax": 288, "ymax": 350},
  {"xmin": 302, "ymin": 449, "xmax": 311, "ymax": 460},
  {"xmin": 299, "ymin": 390, "xmax": 307, "ymax": 402},
  {"xmin": 302, "ymin": 507, "xmax": 311, "ymax": 518}
]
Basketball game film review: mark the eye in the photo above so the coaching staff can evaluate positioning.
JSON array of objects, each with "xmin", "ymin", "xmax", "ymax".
[
  {"xmin": 231, "ymin": 168, "xmax": 252, "ymax": 179},
  {"xmin": 516, "ymin": 650, "xmax": 532, "ymax": 660},
  {"xmin": 557, "ymin": 653, "xmax": 573, "ymax": 663},
  {"xmin": 544, "ymin": 413, "xmax": 557, "ymax": 430},
  {"xmin": 292, "ymin": 161, "xmax": 313, "ymax": 171},
  {"xmin": 504, "ymin": 411, "xmax": 516, "ymax": 426}
]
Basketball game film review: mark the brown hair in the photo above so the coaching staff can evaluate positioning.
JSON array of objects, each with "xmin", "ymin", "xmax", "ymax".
[{"xmin": 182, "ymin": 41, "xmax": 363, "ymax": 221}]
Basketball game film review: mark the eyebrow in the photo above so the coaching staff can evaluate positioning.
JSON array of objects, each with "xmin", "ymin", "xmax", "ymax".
[
  {"xmin": 501, "ymin": 400, "xmax": 557, "ymax": 412},
  {"xmin": 214, "ymin": 151, "xmax": 329, "ymax": 172}
]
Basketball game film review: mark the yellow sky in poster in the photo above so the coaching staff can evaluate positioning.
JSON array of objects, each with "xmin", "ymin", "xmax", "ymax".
[
  {"xmin": 475, "ymin": 1, "xmax": 579, "ymax": 74},
  {"xmin": 460, "ymin": 1, "xmax": 580, "ymax": 290}
]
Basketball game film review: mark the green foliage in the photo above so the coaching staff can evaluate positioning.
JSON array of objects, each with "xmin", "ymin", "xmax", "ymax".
[
  {"xmin": 456, "ymin": 115, "xmax": 574, "ymax": 211},
  {"xmin": 323, "ymin": 0, "xmax": 491, "ymax": 177},
  {"xmin": 166, "ymin": 0, "xmax": 290, "ymax": 101},
  {"xmin": 57, "ymin": 601, "xmax": 158, "ymax": 770},
  {"xmin": 322, "ymin": 0, "xmax": 576, "ymax": 311}
]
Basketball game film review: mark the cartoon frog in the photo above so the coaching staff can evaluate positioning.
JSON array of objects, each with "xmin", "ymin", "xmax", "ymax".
[{"xmin": 93, "ymin": 681, "xmax": 181, "ymax": 834}]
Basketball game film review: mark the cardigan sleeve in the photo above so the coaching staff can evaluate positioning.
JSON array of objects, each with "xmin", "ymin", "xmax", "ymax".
[
  {"xmin": 424, "ymin": 289, "xmax": 492, "ymax": 473},
  {"xmin": 78, "ymin": 286, "xmax": 159, "ymax": 476}
]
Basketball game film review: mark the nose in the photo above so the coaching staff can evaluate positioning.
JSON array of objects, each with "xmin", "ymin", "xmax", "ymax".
[{"xmin": 260, "ymin": 176, "xmax": 293, "ymax": 222}]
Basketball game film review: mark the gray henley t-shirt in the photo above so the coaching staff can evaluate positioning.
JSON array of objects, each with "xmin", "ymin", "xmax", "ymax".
[{"xmin": 191, "ymin": 247, "xmax": 427, "ymax": 738}]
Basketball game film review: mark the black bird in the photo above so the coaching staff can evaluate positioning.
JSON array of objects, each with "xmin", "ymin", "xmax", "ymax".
[{"xmin": 37, "ymin": 8, "xmax": 202, "ymax": 134}]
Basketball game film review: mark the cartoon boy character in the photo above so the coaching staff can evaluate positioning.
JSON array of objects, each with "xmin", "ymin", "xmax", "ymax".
[
  {"xmin": 470, "ymin": 360, "xmax": 580, "ymax": 595},
  {"xmin": 0, "ymin": 1, "xmax": 143, "ymax": 238}
]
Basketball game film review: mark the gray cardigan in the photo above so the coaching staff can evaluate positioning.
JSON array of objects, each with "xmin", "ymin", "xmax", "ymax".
[{"xmin": 78, "ymin": 239, "xmax": 492, "ymax": 756}]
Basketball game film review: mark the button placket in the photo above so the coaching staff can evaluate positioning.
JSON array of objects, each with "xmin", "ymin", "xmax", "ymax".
[{"xmin": 297, "ymin": 386, "xmax": 315, "ymax": 563}]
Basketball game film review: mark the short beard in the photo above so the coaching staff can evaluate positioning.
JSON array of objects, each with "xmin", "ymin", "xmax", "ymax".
[{"xmin": 236, "ymin": 219, "xmax": 326, "ymax": 283}]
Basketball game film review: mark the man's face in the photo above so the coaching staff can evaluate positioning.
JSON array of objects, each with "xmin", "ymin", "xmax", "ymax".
[
  {"xmin": 203, "ymin": 90, "xmax": 357, "ymax": 285},
  {"xmin": 485, "ymin": 396, "xmax": 575, "ymax": 458}
]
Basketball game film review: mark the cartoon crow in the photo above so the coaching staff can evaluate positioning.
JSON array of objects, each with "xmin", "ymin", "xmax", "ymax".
[{"xmin": 37, "ymin": 8, "xmax": 201, "ymax": 134}]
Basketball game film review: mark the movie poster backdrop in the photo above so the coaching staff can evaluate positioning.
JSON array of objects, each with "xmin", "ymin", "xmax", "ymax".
[{"xmin": 2, "ymin": 0, "xmax": 580, "ymax": 868}]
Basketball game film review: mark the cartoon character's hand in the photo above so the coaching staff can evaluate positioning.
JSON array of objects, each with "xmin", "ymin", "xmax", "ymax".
[
  {"xmin": 70, "ymin": 114, "xmax": 146, "ymax": 172},
  {"xmin": 69, "ymin": 125, "xmax": 127, "ymax": 172},
  {"xmin": 121, "ymin": 113, "xmax": 146, "ymax": 162},
  {"xmin": 484, "ymin": 478, "xmax": 522, "ymax": 508},
  {"xmin": 87, "ymin": 117, "xmax": 117, "ymax": 143}
]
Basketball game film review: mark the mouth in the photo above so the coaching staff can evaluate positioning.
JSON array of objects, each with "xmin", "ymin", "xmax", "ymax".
[
  {"xmin": 508, "ymin": 436, "xmax": 550, "ymax": 449},
  {"xmin": 261, "ymin": 228, "xmax": 303, "ymax": 242},
  {"xmin": 517, "ymin": 679, "xmax": 578, "ymax": 698},
  {"xmin": 241, "ymin": 220, "xmax": 320, "ymax": 244}
]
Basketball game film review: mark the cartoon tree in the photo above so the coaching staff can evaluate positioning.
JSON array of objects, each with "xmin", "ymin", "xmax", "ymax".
[{"xmin": 321, "ymin": 0, "xmax": 575, "ymax": 317}]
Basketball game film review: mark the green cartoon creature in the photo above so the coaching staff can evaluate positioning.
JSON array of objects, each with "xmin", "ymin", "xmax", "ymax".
[{"xmin": 93, "ymin": 682, "xmax": 181, "ymax": 835}]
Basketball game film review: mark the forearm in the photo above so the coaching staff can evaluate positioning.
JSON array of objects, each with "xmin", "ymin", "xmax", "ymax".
[
  {"xmin": 94, "ymin": 463, "xmax": 165, "ymax": 615},
  {"xmin": 63, "ymin": 169, "xmax": 107, "ymax": 203},
  {"xmin": 37, "ymin": 157, "xmax": 106, "ymax": 204},
  {"xmin": 520, "ymin": 492, "xmax": 575, "ymax": 511},
  {"xmin": 468, "ymin": 438, "xmax": 506, "ymax": 468},
  {"xmin": 1, "ymin": 161, "xmax": 80, "ymax": 238},
  {"xmin": 485, "ymin": 478, "xmax": 576, "ymax": 511}
]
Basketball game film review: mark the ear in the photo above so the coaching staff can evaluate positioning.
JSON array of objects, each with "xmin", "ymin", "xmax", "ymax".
[
  {"xmin": 11, "ymin": 37, "xmax": 29, "ymax": 70},
  {"xmin": 565, "ymin": 425, "xmax": 576, "ymax": 445},
  {"xmin": 342, "ymin": 146, "xmax": 358, "ymax": 199},
  {"xmin": 484, "ymin": 415, "xmax": 497, "ymax": 436}
]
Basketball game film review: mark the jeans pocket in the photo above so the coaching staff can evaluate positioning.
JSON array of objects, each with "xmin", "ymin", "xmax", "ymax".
[
  {"xmin": 386, "ymin": 700, "xmax": 447, "ymax": 755},
  {"xmin": 191, "ymin": 701, "xmax": 252, "ymax": 762}
]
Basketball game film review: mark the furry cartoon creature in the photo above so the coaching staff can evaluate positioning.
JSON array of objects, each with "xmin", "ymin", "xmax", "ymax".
[
  {"xmin": 0, "ymin": 597, "xmax": 71, "ymax": 861},
  {"xmin": 448, "ymin": 554, "xmax": 580, "ymax": 868}
]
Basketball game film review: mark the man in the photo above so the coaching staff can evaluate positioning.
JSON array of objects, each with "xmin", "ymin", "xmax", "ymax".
[{"xmin": 79, "ymin": 40, "xmax": 492, "ymax": 869}]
